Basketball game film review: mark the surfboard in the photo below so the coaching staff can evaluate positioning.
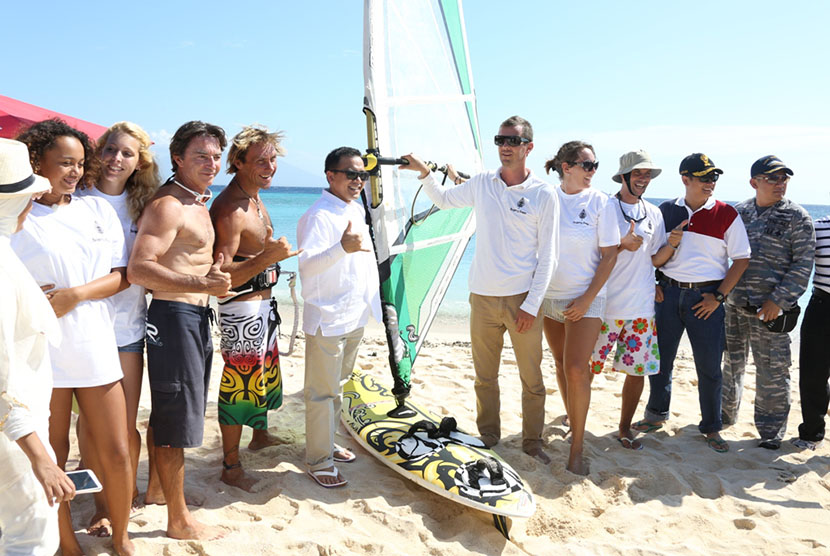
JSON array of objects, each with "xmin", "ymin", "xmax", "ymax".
[{"xmin": 341, "ymin": 371, "xmax": 536, "ymax": 528}]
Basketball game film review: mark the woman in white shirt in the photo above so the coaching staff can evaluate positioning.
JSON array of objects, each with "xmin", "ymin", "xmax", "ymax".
[
  {"xmin": 543, "ymin": 141, "xmax": 620, "ymax": 476},
  {"xmin": 77, "ymin": 122, "xmax": 160, "ymax": 533},
  {"xmin": 13, "ymin": 120, "xmax": 134, "ymax": 556}
]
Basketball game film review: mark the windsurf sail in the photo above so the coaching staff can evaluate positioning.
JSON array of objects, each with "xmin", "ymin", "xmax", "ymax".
[{"xmin": 362, "ymin": 0, "xmax": 483, "ymax": 410}]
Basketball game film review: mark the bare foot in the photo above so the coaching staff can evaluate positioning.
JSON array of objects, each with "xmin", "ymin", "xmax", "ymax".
[
  {"xmin": 167, "ymin": 519, "xmax": 228, "ymax": 541},
  {"xmin": 144, "ymin": 490, "xmax": 202, "ymax": 507},
  {"xmin": 87, "ymin": 511, "xmax": 112, "ymax": 537},
  {"xmin": 248, "ymin": 429, "xmax": 284, "ymax": 451},
  {"xmin": 566, "ymin": 453, "xmax": 590, "ymax": 476},
  {"xmin": 523, "ymin": 446, "xmax": 551, "ymax": 464},
  {"xmin": 131, "ymin": 492, "xmax": 144, "ymax": 513},
  {"xmin": 221, "ymin": 464, "xmax": 259, "ymax": 492},
  {"xmin": 113, "ymin": 536, "xmax": 136, "ymax": 556},
  {"xmin": 60, "ymin": 537, "xmax": 84, "ymax": 556}
]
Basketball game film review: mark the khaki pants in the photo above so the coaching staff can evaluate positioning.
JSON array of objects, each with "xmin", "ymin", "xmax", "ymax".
[
  {"xmin": 469, "ymin": 293, "xmax": 545, "ymax": 451},
  {"xmin": 304, "ymin": 327, "xmax": 364, "ymax": 471}
]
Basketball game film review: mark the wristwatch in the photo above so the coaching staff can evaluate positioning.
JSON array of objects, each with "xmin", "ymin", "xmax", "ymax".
[{"xmin": 713, "ymin": 291, "xmax": 726, "ymax": 303}]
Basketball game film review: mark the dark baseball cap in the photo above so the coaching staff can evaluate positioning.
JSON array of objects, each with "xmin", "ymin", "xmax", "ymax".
[
  {"xmin": 679, "ymin": 153, "xmax": 723, "ymax": 177},
  {"xmin": 750, "ymin": 155, "xmax": 793, "ymax": 178}
]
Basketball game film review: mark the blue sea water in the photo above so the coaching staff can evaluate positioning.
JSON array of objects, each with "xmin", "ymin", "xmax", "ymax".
[{"xmin": 209, "ymin": 185, "xmax": 830, "ymax": 323}]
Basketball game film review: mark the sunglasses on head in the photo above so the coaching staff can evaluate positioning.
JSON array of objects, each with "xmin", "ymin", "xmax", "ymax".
[
  {"xmin": 695, "ymin": 173, "xmax": 720, "ymax": 184},
  {"xmin": 569, "ymin": 160, "xmax": 599, "ymax": 172},
  {"xmin": 330, "ymin": 168, "xmax": 370, "ymax": 181},
  {"xmin": 494, "ymin": 135, "xmax": 530, "ymax": 147},
  {"xmin": 756, "ymin": 174, "xmax": 790, "ymax": 185}
]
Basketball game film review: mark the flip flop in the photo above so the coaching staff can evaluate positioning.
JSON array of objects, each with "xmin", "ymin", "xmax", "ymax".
[
  {"xmin": 617, "ymin": 436, "xmax": 643, "ymax": 451},
  {"xmin": 631, "ymin": 420, "xmax": 663, "ymax": 434},
  {"xmin": 333, "ymin": 444, "xmax": 356, "ymax": 463},
  {"xmin": 705, "ymin": 436, "xmax": 729, "ymax": 453},
  {"xmin": 307, "ymin": 467, "xmax": 348, "ymax": 488}
]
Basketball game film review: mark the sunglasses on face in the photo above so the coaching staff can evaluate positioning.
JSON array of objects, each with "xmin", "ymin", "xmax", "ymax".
[
  {"xmin": 494, "ymin": 135, "xmax": 530, "ymax": 147},
  {"xmin": 330, "ymin": 168, "xmax": 370, "ymax": 181},
  {"xmin": 756, "ymin": 174, "xmax": 790, "ymax": 185},
  {"xmin": 569, "ymin": 160, "xmax": 599, "ymax": 172},
  {"xmin": 696, "ymin": 173, "xmax": 720, "ymax": 184}
]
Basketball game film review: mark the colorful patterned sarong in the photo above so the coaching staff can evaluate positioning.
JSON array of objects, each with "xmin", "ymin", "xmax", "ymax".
[{"xmin": 218, "ymin": 298, "xmax": 282, "ymax": 428}]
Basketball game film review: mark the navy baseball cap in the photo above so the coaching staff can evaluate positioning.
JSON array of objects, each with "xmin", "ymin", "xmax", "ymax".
[
  {"xmin": 679, "ymin": 153, "xmax": 723, "ymax": 177},
  {"xmin": 750, "ymin": 155, "xmax": 793, "ymax": 178}
]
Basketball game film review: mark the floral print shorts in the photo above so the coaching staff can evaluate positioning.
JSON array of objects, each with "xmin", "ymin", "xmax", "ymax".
[{"xmin": 589, "ymin": 317, "xmax": 659, "ymax": 376}]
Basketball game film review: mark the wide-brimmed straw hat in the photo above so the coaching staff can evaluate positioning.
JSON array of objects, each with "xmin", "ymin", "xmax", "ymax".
[
  {"xmin": 0, "ymin": 138, "xmax": 51, "ymax": 198},
  {"xmin": 612, "ymin": 150, "xmax": 662, "ymax": 183}
]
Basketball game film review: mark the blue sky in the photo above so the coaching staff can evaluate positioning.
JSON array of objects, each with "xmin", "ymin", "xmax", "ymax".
[{"xmin": 3, "ymin": 0, "xmax": 828, "ymax": 202}]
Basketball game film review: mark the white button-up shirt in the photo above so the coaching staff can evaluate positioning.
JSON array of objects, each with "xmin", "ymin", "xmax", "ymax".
[{"xmin": 297, "ymin": 190, "xmax": 381, "ymax": 336}]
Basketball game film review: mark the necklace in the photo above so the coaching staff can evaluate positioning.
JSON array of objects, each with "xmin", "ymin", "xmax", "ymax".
[
  {"xmin": 172, "ymin": 179, "xmax": 212, "ymax": 205},
  {"xmin": 235, "ymin": 181, "xmax": 263, "ymax": 219}
]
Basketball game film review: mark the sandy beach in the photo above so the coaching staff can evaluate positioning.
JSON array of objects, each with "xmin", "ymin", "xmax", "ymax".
[{"xmin": 63, "ymin": 318, "xmax": 829, "ymax": 556}]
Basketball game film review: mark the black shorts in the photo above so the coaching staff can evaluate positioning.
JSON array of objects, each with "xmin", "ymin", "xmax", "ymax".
[{"xmin": 146, "ymin": 300, "xmax": 214, "ymax": 448}]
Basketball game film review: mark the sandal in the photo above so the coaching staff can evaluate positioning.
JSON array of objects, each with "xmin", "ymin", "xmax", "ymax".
[
  {"xmin": 705, "ymin": 436, "xmax": 729, "ymax": 453},
  {"xmin": 631, "ymin": 420, "xmax": 663, "ymax": 434},
  {"xmin": 617, "ymin": 436, "xmax": 643, "ymax": 451},
  {"xmin": 307, "ymin": 466, "xmax": 348, "ymax": 488},
  {"xmin": 333, "ymin": 444, "xmax": 356, "ymax": 463}
]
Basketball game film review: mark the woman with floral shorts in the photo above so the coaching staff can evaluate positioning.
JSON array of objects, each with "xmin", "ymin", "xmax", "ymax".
[{"xmin": 591, "ymin": 151, "xmax": 679, "ymax": 450}]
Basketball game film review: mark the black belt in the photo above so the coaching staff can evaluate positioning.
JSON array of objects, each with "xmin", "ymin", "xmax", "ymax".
[{"xmin": 663, "ymin": 277, "xmax": 721, "ymax": 289}]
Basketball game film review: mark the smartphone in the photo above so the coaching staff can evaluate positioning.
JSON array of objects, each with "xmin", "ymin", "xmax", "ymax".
[{"xmin": 65, "ymin": 469, "xmax": 103, "ymax": 494}]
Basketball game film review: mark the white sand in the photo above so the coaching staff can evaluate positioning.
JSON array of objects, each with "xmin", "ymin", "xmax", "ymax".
[{"xmin": 65, "ymin": 320, "xmax": 829, "ymax": 555}]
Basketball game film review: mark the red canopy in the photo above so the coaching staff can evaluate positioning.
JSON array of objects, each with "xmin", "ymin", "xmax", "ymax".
[{"xmin": 0, "ymin": 94, "xmax": 107, "ymax": 141}]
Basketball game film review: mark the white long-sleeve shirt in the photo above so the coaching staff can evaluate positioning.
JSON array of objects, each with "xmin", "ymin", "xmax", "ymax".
[
  {"xmin": 419, "ymin": 169, "xmax": 558, "ymax": 315},
  {"xmin": 297, "ymin": 190, "xmax": 382, "ymax": 336},
  {"xmin": 0, "ymin": 237, "xmax": 60, "ymax": 489}
]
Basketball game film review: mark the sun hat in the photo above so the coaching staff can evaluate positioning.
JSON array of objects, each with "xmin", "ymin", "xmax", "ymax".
[
  {"xmin": 0, "ymin": 138, "xmax": 51, "ymax": 198},
  {"xmin": 612, "ymin": 150, "xmax": 662, "ymax": 183},
  {"xmin": 750, "ymin": 155, "xmax": 793, "ymax": 178},
  {"xmin": 679, "ymin": 153, "xmax": 723, "ymax": 177}
]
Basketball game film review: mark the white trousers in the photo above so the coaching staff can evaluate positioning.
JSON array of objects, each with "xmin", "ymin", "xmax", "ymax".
[
  {"xmin": 304, "ymin": 327, "xmax": 364, "ymax": 471},
  {"xmin": 0, "ymin": 471, "xmax": 58, "ymax": 556}
]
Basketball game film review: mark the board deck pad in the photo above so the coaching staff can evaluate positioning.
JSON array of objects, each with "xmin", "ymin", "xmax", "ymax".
[{"xmin": 341, "ymin": 371, "xmax": 536, "ymax": 518}]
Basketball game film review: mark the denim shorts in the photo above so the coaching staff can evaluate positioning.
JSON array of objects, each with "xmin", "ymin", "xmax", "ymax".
[
  {"xmin": 118, "ymin": 337, "xmax": 145, "ymax": 353},
  {"xmin": 543, "ymin": 296, "xmax": 605, "ymax": 323}
]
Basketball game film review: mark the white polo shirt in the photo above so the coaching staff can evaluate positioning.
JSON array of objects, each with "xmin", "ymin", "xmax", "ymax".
[
  {"xmin": 419, "ymin": 168, "xmax": 558, "ymax": 315},
  {"xmin": 546, "ymin": 186, "xmax": 620, "ymax": 300},
  {"xmin": 297, "ymin": 190, "xmax": 382, "ymax": 337},
  {"xmin": 659, "ymin": 197, "xmax": 751, "ymax": 282}
]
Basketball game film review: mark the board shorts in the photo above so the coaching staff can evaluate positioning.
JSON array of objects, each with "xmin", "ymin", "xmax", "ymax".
[
  {"xmin": 217, "ymin": 298, "xmax": 283, "ymax": 429},
  {"xmin": 146, "ymin": 300, "xmax": 214, "ymax": 448},
  {"xmin": 590, "ymin": 317, "xmax": 660, "ymax": 376},
  {"xmin": 542, "ymin": 296, "xmax": 605, "ymax": 323}
]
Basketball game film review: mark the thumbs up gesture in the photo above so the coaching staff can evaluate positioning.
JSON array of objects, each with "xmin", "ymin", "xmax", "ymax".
[
  {"xmin": 620, "ymin": 220, "xmax": 644, "ymax": 252},
  {"xmin": 668, "ymin": 219, "xmax": 688, "ymax": 249},
  {"xmin": 204, "ymin": 252, "xmax": 232, "ymax": 295},
  {"xmin": 341, "ymin": 221, "xmax": 371, "ymax": 253}
]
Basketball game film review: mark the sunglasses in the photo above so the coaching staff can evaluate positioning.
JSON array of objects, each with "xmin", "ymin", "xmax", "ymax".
[
  {"xmin": 756, "ymin": 174, "xmax": 790, "ymax": 185},
  {"xmin": 330, "ymin": 168, "xmax": 370, "ymax": 181},
  {"xmin": 696, "ymin": 173, "xmax": 720, "ymax": 184},
  {"xmin": 494, "ymin": 135, "xmax": 530, "ymax": 147},
  {"xmin": 569, "ymin": 160, "xmax": 599, "ymax": 172}
]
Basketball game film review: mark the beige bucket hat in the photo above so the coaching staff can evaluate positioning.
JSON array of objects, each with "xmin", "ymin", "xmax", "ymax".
[
  {"xmin": 0, "ymin": 138, "xmax": 51, "ymax": 198},
  {"xmin": 612, "ymin": 150, "xmax": 662, "ymax": 183}
]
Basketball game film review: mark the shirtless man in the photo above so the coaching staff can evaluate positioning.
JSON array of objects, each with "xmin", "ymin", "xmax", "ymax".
[
  {"xmin": 209, "ymin": 125, "xmax": 300, "ymax": 491},
  {"xmin": 127, "ymin": 121, "xmax": 231, "ymax": 540}
]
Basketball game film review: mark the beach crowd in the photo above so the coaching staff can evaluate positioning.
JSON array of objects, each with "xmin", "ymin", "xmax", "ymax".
[{"xmin": 0, "ymin": 115, "xmax": 827, "ymax": 555}]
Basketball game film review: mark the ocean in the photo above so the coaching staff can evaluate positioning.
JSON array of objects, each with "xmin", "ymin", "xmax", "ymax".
[{"xmin": 209, "ymin": 185, "xmax": 830, "ymax": 328}]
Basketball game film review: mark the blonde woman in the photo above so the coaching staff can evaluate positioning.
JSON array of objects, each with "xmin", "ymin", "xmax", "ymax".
[{"xmin": 78, "ymin": 122, "xmax": 160, "ymax": 532}]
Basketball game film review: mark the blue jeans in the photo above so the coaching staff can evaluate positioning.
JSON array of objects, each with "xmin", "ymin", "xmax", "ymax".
[{"xmin": 645, "ymin": 283, "xmax": 724, "ymax": 434}]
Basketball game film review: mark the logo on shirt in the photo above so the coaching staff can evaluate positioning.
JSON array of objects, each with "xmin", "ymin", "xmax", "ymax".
[
  {"xmin": 579, "ymin": 209, "xmax": 587, "ymax": 219},
  {"xmin": 92, "ymin": 221, "xmax": 107, "ymax": 242},
  {"xmin": 509, "ymin": 196, "xmax": 529, "ymax": 215}
]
